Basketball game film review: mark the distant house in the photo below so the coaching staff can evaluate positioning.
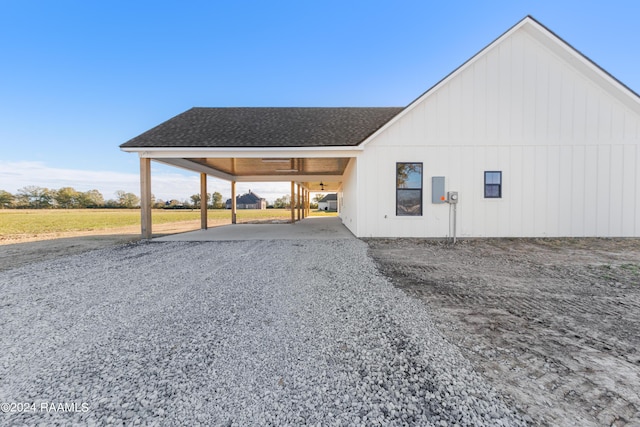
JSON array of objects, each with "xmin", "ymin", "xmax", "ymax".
[
  {"xmin": 318, "ymin": 193, "xmax": 338, "ymax": 211},
  {"xmin": 225, "ymin": 190, "xmax": 267, "ymax": 210},
  {"xmin": 165, "ymin": 200, "xmax": 185, "ymax": 208}
]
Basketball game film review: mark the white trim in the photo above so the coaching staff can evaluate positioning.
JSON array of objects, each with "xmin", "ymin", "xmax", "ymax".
[
  {"xmin": 359, "ymin": 16, "xmax": 640, "ymax": 148},
  {"xmin": 357, "ymin": 19, "xmax": 528, "ymax": 149},
  {"xmin": 521, "ymin": 19, "xmax": 640, "ymax": 115},
  {"xmin": 122, "ymin": 147, "xmax": 362, "ymax": 158}
]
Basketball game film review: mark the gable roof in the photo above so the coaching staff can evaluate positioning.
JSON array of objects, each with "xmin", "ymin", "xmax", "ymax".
[
  {"xmin": 238, "ymin": 191, "xmax": 263, "ymax": 204},
  {"xmin": 359, "ymin": 15, "xmax": 640, "ymax": 148},
  {"xmin": 319, "ymin": 193, "xmax": 338, "ymax": 202},
  {"xmin": 225, "ymin": 191, "xmax": 264, "ymax": 205},
  {"xmin": 121, "ymin": 107, "xmax": 403, "ymax": 149}
]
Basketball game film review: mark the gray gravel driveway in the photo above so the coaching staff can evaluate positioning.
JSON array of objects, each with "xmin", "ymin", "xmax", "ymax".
[{"xmin": 0, "ymin": 239, "xmax": 525, "ymax": 426}]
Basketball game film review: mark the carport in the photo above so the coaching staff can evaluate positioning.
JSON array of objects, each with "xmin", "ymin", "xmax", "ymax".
[{"xmin": 120, "ymin": 107, "xmax": 402, "ymax": 238}]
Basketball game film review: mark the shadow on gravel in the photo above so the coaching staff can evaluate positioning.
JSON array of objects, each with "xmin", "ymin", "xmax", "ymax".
[{"xmin": 0, "ymin": 235, "xmax": 140, "ymax": 272}]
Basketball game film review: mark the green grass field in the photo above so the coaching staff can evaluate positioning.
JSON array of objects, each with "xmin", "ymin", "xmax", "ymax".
[{"xmin": 0, "ymin": 209, "xmax": 337, "ymax": 236}]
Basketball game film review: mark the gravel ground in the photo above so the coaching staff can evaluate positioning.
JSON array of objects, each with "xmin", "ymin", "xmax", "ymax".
[{"xmin": 0, "ymin": 239, "xmax": 525, "ymax": 426}]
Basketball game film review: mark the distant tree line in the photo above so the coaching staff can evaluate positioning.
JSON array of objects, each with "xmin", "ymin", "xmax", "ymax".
[
  {"xmin": 272, "ymin": 194, "xmax": 291, "ymax": 209},
  {"xmin": 0, "ymin": 186, "xmax": 229, "ymax": 210},
  {"xmin": 0, "ymin": 186, "xmax": 137, "ymax": 209},
  {"xmin": 268, "ymin": 193, "xmax": 324, "ymax": 209},
  {"xmin": 188, "ymin": 192, "xmax": 225, "ymax": 209}
]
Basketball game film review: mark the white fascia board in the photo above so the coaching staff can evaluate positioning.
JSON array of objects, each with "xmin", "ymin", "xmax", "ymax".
[
  {"xmin": 121, "ymin": 146, "xmax": 361, "ymax": 159},
  {"xmin": 235, "ymin": 174, "xmax": 343, "ymax": 182},
  {"xmin": 154, "ymin": 158, "xmax": 235, "ymax": 181},
  {"xmin": 358, "ymin": 18, "xmax": 532, "ymax": 149},
  {"xmin": 523, "ymin": 19, "xmax": 640, "ymax": 115}
]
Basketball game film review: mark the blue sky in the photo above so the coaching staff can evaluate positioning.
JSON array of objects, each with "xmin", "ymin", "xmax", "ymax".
[{"xmin": 1, "ymin": 0, "xmax": 638, "ymax": 202}]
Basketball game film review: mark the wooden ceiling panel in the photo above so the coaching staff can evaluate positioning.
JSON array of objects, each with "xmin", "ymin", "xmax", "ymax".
[{"xmin": 187, "ymin": 157, "xmax": 349, "ymax": 177}]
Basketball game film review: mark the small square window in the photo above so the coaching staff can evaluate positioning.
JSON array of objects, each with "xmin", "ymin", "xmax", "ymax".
[{"xmin": 484, "ymin": 171, "xmax": 502, "ymax": 198}]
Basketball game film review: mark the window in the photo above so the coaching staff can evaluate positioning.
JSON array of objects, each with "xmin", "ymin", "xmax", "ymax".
[
  {"xmin": 484, "ymin": 171, "xmax": 502, "ymax": 198},
  {"xmin": 396, "ymin": 163, "xmax": 423, "ymax": 216}
]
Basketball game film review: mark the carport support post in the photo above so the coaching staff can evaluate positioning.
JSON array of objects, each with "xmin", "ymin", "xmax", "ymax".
[
  {"xmin": 297, "ymin": 184, "xmax": 302, "ymax": 221},
  {"xmin": 140, "ymin": 157, "xmax": 152, "ymax": 239},
  {"xmin": 303, "ymin": 189, "xmax": 307, "ymax": 217},
  {"xmin": 200, "ymin": 173, "xmax": 208, "ymax": 230},
  {"xmin": 290, "ymin": 181, "xmax": 295, "ymax": 224},
  {"xmin": 231, "ymin": 181, "xmax": 237, "ymax": 224}
]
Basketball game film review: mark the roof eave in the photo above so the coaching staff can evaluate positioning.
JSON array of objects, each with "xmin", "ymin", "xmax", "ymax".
[
  {"xmin": 357, "ymin": 16, "xmax": 534, "ymax": 149},
  {"xmin": 522, "ymin": 16, "xmax": 640, "ymax": 115},
  {"xmin": 120, "ymin": 145, "xmax": 364, "ymax": 158},
  {"xmin": 357, "ymin": 15, "xmax": 640, "ymax": 148}
]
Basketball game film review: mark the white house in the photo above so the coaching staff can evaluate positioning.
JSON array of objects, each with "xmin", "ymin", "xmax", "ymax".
[
  {"xmin": 317, "ymin": 194, "xmax": 338, "ymax": 211},
  {"xmin": 225, "ymin": 190, "xmax": 267, "ymax": 210},
  {"xmin": 121, "ymin": 16, "xmax": 640, "ymax": 239}
]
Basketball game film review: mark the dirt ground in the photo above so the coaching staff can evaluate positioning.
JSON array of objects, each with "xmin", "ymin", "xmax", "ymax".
[{"xmin": 367, "ymin": 238, "xmax": 640, "ymax": 426}]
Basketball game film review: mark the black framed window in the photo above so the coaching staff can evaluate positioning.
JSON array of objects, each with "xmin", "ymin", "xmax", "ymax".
[
  {"xmin": 484, "ymin": 171, "xmax": 502, "ymax": 198},
  {"xmin": 396, "ymin": 163, "xmax": 423, "ymax": 216}
]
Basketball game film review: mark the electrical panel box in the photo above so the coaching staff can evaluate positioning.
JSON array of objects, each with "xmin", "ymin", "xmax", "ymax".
[
  {"xmin": 432, "ymin": 176, "xmax": 445, "ymax": 204},
  {"xmin": 447, "ymin": 191, "xmax": 459, "ymax": 204}
]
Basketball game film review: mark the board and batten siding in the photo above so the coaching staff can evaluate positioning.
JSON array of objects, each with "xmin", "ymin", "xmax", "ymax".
[
  {"xmin": 338, "ymin": 157, "xmax": 359, "ymax": 236},
  {"xmin": 354, "ymin": 22, "xmax": 640, "ymax": 238}
]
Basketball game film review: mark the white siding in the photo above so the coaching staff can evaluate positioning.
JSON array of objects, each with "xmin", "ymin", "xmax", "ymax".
[
  {"xmin": 355, "ymin": 23, "xmax": 640, "ymax": 238},
  {"xmin": 338, "ymin": 157, "xmax": 359, "ymax": 236}
]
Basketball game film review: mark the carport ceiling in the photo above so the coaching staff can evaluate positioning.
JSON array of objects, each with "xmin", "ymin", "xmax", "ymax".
[
  {"xmin": 182, "ymin": 157, "xmax": 346, "ymax": 191},
  {"xmin": 189, "ymin": 157, "xmax": 350, "ymax": 176}
]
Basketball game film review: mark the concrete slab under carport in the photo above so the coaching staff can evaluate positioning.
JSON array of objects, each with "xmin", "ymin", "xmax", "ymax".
[{"xmin": 154, "ymin": 217, "xmax": 354, "ymax": 241}]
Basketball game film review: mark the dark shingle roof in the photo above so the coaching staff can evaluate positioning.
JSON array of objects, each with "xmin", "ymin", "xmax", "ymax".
[
  {"xmin": 319, "ymin": 193, "xmax": 338, "ymax": 202},
  {"xmin": 120, "ymin": 107, "xmax": 403, "ymax": 148},
  {"xmin": 237, "ymin": 192, "xmax": 262, "ymax": 204},
  {"xmin": 225, "ymin": 191, "xmax": 264, "ymax": 205}
]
